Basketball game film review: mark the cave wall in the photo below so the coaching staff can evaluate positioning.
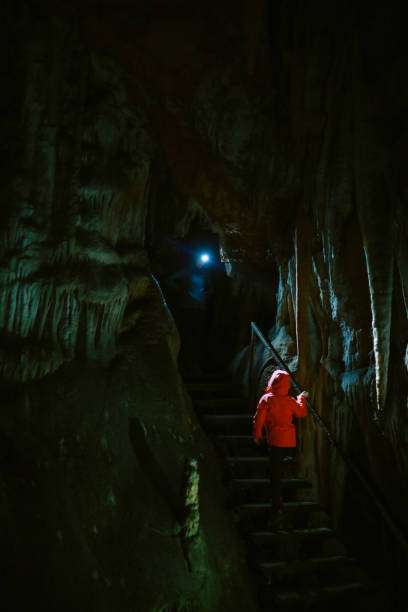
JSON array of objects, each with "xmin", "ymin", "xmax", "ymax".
[
  {"xmin": 0, "ymin": 2, "xmax": 259, "ymax": 610},
  {"xmin": 1, "ymin": 0, "xmax": 408, "ymax": 609}
]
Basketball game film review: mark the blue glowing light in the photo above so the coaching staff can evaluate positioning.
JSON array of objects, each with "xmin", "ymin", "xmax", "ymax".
[{"xmin": 200, "ymin": 253, "xmax": 210, "ymax": 264}]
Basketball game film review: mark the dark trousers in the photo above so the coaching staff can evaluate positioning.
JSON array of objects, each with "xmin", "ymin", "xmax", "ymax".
[{"xmin": 268, "ymin": 446, "xmax": 289, "ymax": 512}]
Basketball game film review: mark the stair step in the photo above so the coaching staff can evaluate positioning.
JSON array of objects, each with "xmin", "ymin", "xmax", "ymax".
[
  {"xmin": 194, "ymin": 398, "xmax": 248, "ymax": 413},
  {"xmin": 200, "ymin": 414, "xmax": 253, "ymax": 435},
  {"xmin": 283, "ymin": 501, "xmax": 319, "ymax": 511},
  {"xmin": 251, "ymin": 527, "xmax": 333, "ymax": 540},
  {"xmin": 183, "ymin": 373, "xmax": 228, "ymax": 382},
  {"xmin": 244, "ymin": 502, "xmax": 317, "ymax": 509},
  {"xmin": 274, "ymin": 582, "xmax": 365, "ymax": 605},
  {"xmin": 259, "ymin": 555, "xmax": 363, "ymax": 593},
  {"xmin": 226, "ymin": 456, "xmax": 269, "ymax": 463},
  {"xmin": 236, "ymin": 501, "xmax": 320, "ymax": 532},
  {"xmin": 229, "ymin": 477, "xmax": 313, "ymax": 506},
  {"xmin": 250, "ymin": 527, "xmax": 346, "ymax": 565},
  {"xmin": 224, "ymin": 454, "xmax": 297, "ymax": 479},
  {"xmin": 240, "ymin": 501, "xmax": 319, "ymax": 512},
  {"xmin": 212, "ymin": 434, "xmax": 258, "ymax": 454},
  {"xmin": 185, "ymin": 382, "xmax": 238, "ymax": 393},
  {"xmin": 231, "ymin": 478, "xmax": 312, "ymax": 488},
  {"xmin": 215, "ymin": 435, "xmax": 253, "ymax": 440},
  {"xmin": 260, "ymin": 555, "xmax": 354, "ymax": 573},
  {"xmin": 201, "ymin": 414, "xmax": 251, "ymax": 423}
]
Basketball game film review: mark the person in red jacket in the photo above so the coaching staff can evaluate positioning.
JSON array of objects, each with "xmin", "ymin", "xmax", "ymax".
[{"xmin": 253, "ymin": 369, "xmax": 308, "ymax": 520}]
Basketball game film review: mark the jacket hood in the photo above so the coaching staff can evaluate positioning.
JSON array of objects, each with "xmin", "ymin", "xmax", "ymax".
[{"xmin": 265, "ymin": 369, "xmax": 290, "ymax": 395}]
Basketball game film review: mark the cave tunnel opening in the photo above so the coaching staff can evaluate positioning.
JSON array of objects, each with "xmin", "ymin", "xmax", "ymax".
[
  {"xmin": 151, "ymin": 217, "xmax": 280, "ymax": 381},
  {"xmin": 153, "ymin": 222, "xmax": 240, "ymax": 378}
]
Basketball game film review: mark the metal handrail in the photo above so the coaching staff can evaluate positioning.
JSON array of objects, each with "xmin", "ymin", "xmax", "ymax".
[{"xmin": 249, "ymin": 321, "xmax": 408, "ymax": 555}]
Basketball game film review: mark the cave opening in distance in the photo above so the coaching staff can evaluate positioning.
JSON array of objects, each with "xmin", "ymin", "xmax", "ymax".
[
  {"xmin": 151, "ymin": 217, "xmax": 280, "ymax": 381},
  {"xmin": 154, "ymin": 222, "xmax": 240, "ymax": 378}
]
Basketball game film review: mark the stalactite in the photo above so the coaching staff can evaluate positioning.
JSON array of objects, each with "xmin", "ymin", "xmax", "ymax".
[
  {"xmin": 397, "ymin": 237, "xmax": 408, "ymax": 320},
  {"xmin": 294, "ymin": 210, "xmax": 313, "ymax": 384},
  {"xmin": 361, "ymin": 236, "xmax": 394, "ymax": 412}
]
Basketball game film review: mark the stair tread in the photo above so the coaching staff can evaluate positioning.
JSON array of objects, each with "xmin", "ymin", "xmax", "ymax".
[
  {"xmin": 226, "ymin": 456, "xmax": 269, "ymax": 462},
  {"xmin": 185, "ymin": 382, "xmax": 237, "ymax": 391},
  {"xmin": 241, "ymin": 501, "xmax": 318, "ymax": 509},
  {"xmin": 325, "ymin": 583, "xmax": 365, "ymax": 593},
  {"xmin": 276, "ymin": 582, "xmax": 365, "ymax": 601},
  {"xmin": 284, "ymin": 501, "xmax": 319, "ymax": 509},
  {"xmin": 183, "ymin": 374, "xmax": 230, "ymax": 382},
  {"xmin": 260, "ymin": 555, "xmax": 354, "ymax": 570},
  {"xmin": 252, "ymin": 527, "xmax": 333, "ymax": 537},
  {"xmin": 194, "ymin": 398, "xmax": 247, "ymax": 406},
  {"xmin": 231, "ymin": 478, "xmax": 271, "ymax": 483},
  {"xmin": 231, "ymin": 477, "xmax": 312, "ymax": 487},
  {"xmin": 201, "ymin": 414, "xmax": 251, "ymax": 421},
  {"xmin": 215, "ymin": 434, "xmax": 253, "ymax": 439}
]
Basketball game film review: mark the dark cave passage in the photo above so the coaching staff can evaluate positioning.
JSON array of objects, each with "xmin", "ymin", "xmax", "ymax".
[
  {"xmin": 153, "ymin": 224, "xmax": 233, "ymax": 376},
  {"xmin": 151, "ymin": 221, "xmax": 278, "ymax": 379}
]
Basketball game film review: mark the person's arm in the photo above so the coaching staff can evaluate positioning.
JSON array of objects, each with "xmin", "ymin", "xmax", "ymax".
[
  {"xmin": 292, "ymin": 391, "xmax": 308, "ymax": 418},
  {"xmin": 253, "ymin": 397, "xmax": 267, "ymax": 444}
]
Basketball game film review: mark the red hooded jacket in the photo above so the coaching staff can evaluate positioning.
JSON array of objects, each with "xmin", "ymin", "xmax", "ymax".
[{"xmin": 253, "ymin": 370, "xmax": 307, "ymax": 447}]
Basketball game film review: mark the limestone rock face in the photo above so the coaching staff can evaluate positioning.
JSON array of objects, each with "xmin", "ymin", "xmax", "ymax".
[
  {"xmin": 0, "ymin": 3, "xmax": 258, "ymax": 611},
  {"xmin": 1, "ymin": 0, "xmax": 408, "ymax": 609}
]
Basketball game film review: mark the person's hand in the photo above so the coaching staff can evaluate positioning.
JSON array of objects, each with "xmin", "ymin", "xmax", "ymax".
[
  {"xmin": 253, "ymin": 438, "xmax": 262, "ymax": 446},
  {"xmin": 301, "ymin": 391, "xmax": 309, "ymax": 398}
]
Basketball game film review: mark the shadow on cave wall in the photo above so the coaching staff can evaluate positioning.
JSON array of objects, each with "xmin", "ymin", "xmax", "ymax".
[{"xmin": 128, "ymin": 417, "xmax": 182, "ymax": 524}]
